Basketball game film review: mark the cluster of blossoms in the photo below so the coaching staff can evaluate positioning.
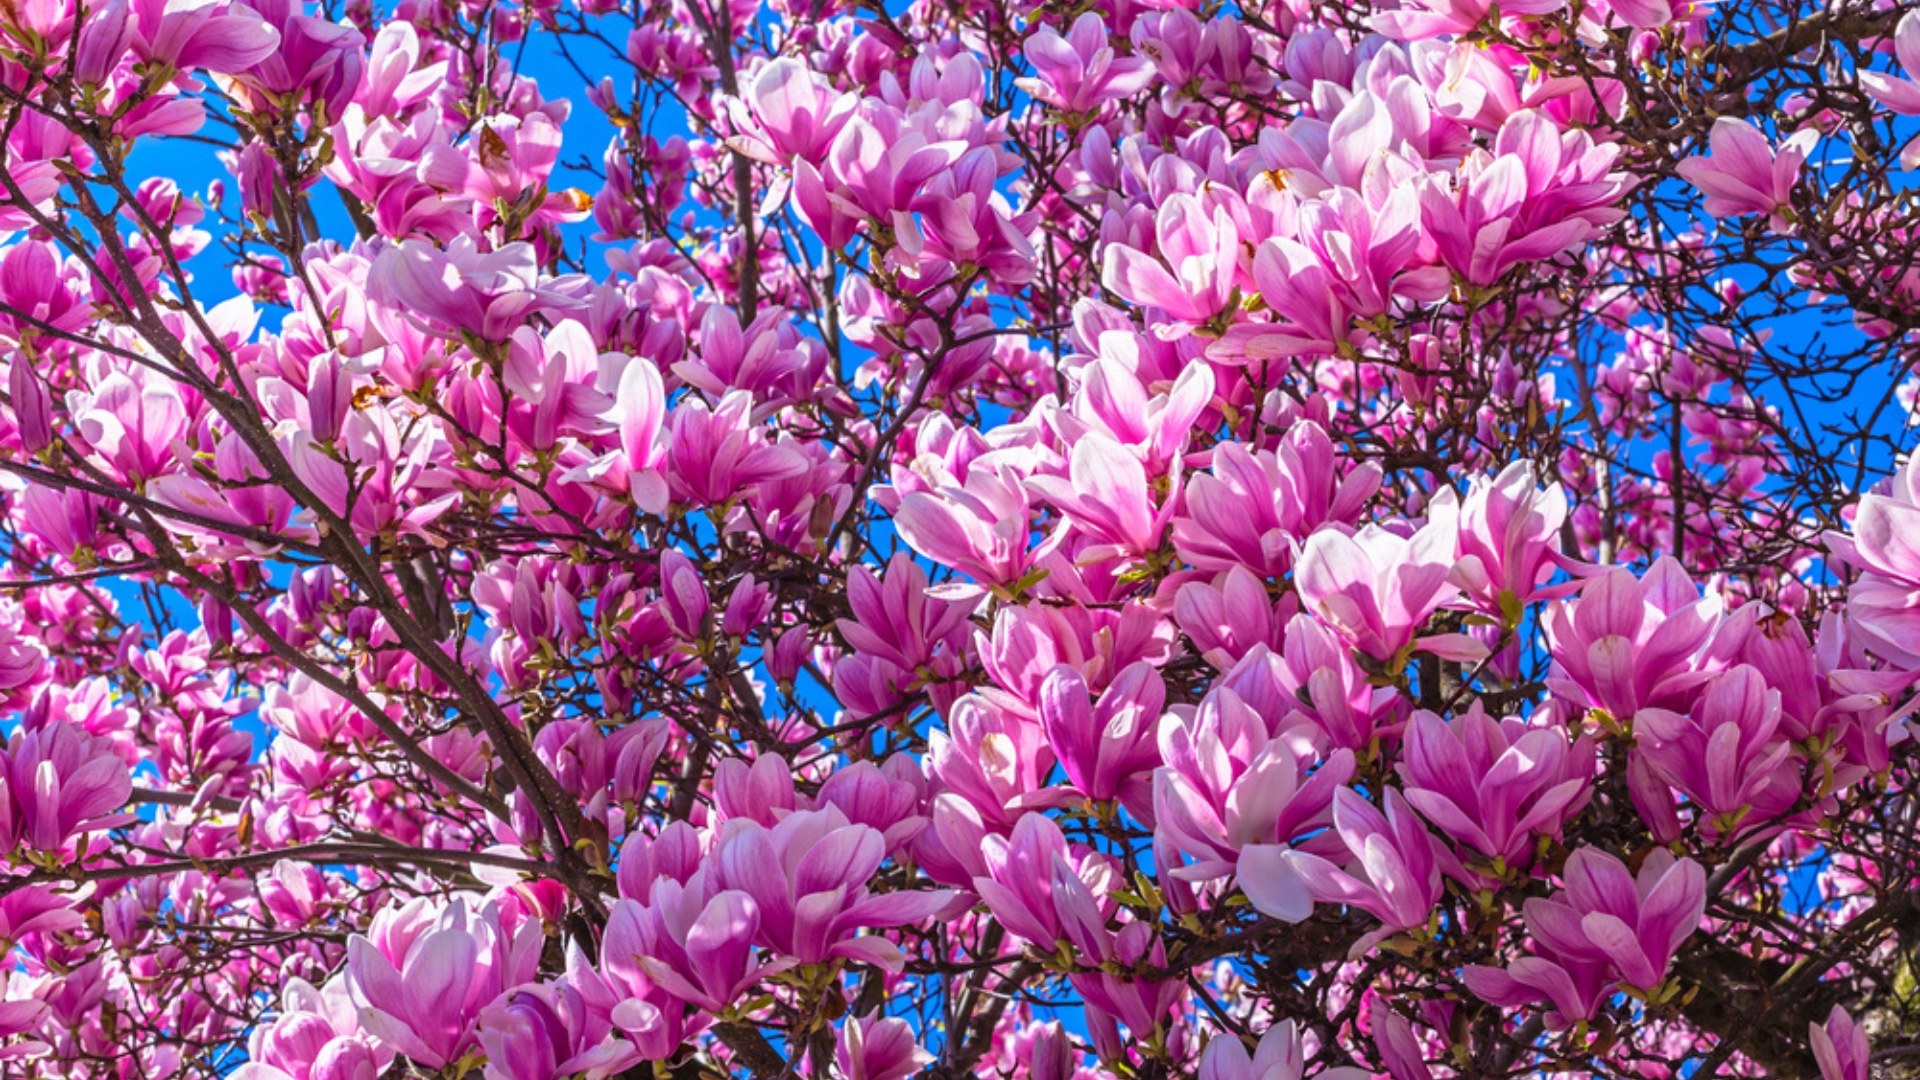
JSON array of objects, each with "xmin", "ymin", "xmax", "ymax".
[{"xmin": 2, "ymin": 0, "xmax": 1920, "ymax": 1075}]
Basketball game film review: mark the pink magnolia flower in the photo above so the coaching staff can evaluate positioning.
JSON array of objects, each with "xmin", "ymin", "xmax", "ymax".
[
  {"xmin": 0, "ymin": 885, "xmax": 83, "ymax": 950},
  {"xmin": 1464, "ymin": 852, "xmax": 1703, "ymax": 1026},
  {"xmin": 256, "ymin": 860, "xmax": 332, "ymax": 928},
  {"xmin": 1451, "ymin": 461, "xmax": 1580, "ymax": 624},
  {"xmin": 285, "ymin": 403, "xmax": 460, "ymax": 543},
  {"xmin": 657, "ymin": 549, "xmax": 709, "ymax": 640},
  {"xmin": 712, "ymin": 755, "xmax": 796, "ymax": 827},
  {"xmin": 322, "ymin": 113, "xmax": 472, "ymax": 244},
  {"xmin": 1294, "ymin": 496, "xmax": 1467, "ymax": 666},
  {"xmin": 1602, "ymin": 0, "xmax": 1679, "ymax": 27},
  {"xmin": 1860, "ymin": 13, "xmax": 1920, "ymax": 166},
  {"xmin": 1157, "ymin": 684, "xmax": 1355, "ymax": 881},
  {"xmin": 499, "ymin": 320, "xmax": 611, "ymax": 454},
  {"xmin": 728, "ymin": 57, "xmax": 858, "ymax": 167},
  {"xmin": 0, "ymin": 144, "xmax": 61, "ymax": 233},
  {"xmin": 354, "ymin": 21, "xmax": 445, "ymax": 119},
  {"xmin": 1397, "ymin": 705, "xmax": 1593, "ymax": 871},
  {"xmin": 15, "ymin": 486, "xmax": 108, "ymax": 568},
  {"xmin": 792, "ymin": 157, "xmax": 863, "ymax": 248},
  {"xmin": 973, "ymin": 599, "xmax": 1173, "ymax": 713},
  {"xmin": 0, "ymin": 613, "xmax": 45, "ymax": 697},
  {"xmin": 1522, "ymin": 847, "xmax": 1705, "ymax": 992},
  {"xmin": 226, "ymin": 0, "xmax": 366, "ymax": 121},
  {"xmin": 71, "ymin": 0, "xmax": 136, "ymax": 85},
  {"xmin": 1462, "ymin": 948, "xmax": 1614, "ymax": 1028},
  {"xmin": 834, "ymin": 1015, "xmax": 931, "ymax": 1080},
  {"xmin": 837, "ymin": 551, "xmax": 974, "ymax": 677},
  {"xmin": 128, "ymin": 0, "xmax": 283, "ymax": 74},
  {"xmin": 615, "ymin": 821, "xmax": 704, "ymax": 903},
  {"xmin": 0, "ymin": 719, "xmax": 132, "ymax": 858},
  {"xmin": 1174, "ymin": 565, "xmax": 1291, "ymax": 671},
  {"xmin": 1418, "ymin": 111, "xmax": 1626, "ymax": 287},
  {"xmin": 1675, "ymin": 119, "xmax": 1817, "ymax": 232},
  {"xmin": 1826, "ymin": 452, "xmax": 1920, "ymax": 669},
  {"xmin": 1037, "ymin": 661, "xmax": 1165, "ymax": 815},
  {"xmin": 1811, "ymin": 1006, "xmax": 1871, "ymax": 1080},
  {"xmin": 894, "ymin": 462, "xmax": 1036, "ymax": 593},
  {"xmin": 973, "ymin": 811, "xmax": 1117, "ymax": 952},
  {"xmin": 590, "ymin": 355, "xmax": 669, "ymax": 514},
  {"xmin": 835, "ymin": 553, "xmax": 971, "ymax": 718},
  {"xmin": 1372, "ymin": 1012, "xmax": 1436, "ymax": 1080},
  {"xmin": 925, "ymin": 695, "xmax": 1057, "ymax": 831},
  {"xmin": 1129, "ymin": 11, "xmax": 1214, "ymax": 89},
  {"xmin": 713, "ymin": 807, "xmax": 954, "ymax": 970},
  {"xmin": 1020, "ymin": 1021, "xmax": 1080, "ymax": 1080},
  {"xmin": 1064, "ymin": 337, "xmax": 1214, "ymax": 477},
  {"xmin": 368, "ymin": 237, "xmax": 551, "ymax": 343},
  {"xmin": 461, "ymin": 115, "xmax": 565, "ymax": 206},
  {"xmin": 1101, "ymin": 192, "xmax": 1241, "ymax": 336},
  {"xmin": 1200, "ymin": 1020, "xmax": 1370, "ymax": 1080},
  {"xmin": 1027, "ymin": 432, "xmax": 1173, "ymax": 558},
  {"xmin": 1252, "ymin": 789, "xmax": 1449, "ymax": 952},
  {"xmin": 1632, "ymin": 664, "xmax": 1801, "ymax": 834},
  {"xmin": 910, "ymin": 147, "xmax": 1038, "ymax": 285},
  {"xmin": 1543, "ymin": 558, "xmax": 1721, "ymax": 721},
  {"xmin": 0, "ymin": 969, "xmax": 46, "ymax": 1058},
  {"xmin": 1217, "ymin": 188, "xmax": 1448, "ymax": 362},
  {"xmin": 603, "ymin": 879, "xmax": 773, "ymax": 1018},
  {"xmin": 815, "ymin": 760, "xmax": 927, "ymax": 854},
  {"xmin": 475, "ymin": 980, "xmax": 635, "ymax": 1080},
  {"xmin": 672, "ymin": 305, "xmax": 815, "ymax": 405},
  {"xmin": 662, "ymin": 390, "xmax": 810, "ymax": 508},
  {"xmin": 1716, "ymin": 606, "xmax": 1920, "ymax": 783},
  {"xmin": 915, "ymin": 793, "xmax": 994, "ymax": 890},
  {"xmin": 1371, "ymin": 0, "xmax": 1564, "ymax": 39},
  {"xmin": 1068, "ymin": 920, "xmax": 1185, "ymax": 1053},
  {"xmin": 245, "ymin": 977, "xmax": 387, "ymax": 1080},
  {"xmin": 63, "ymin": 365, "xmax": 189, "ymax": 488},
  {"xmin": 1172, "ymin": 423, "xmax": 1382, "ymax": 578},
  {"xmin": 0, "ymin": 241, "xmax": 89, "ymax": 346},
  {"xmin": 344, "ymin": 895, "xmax": 542, "ymax": 1069},
  {"xmin": 795, "ymin": 113, "xmax": 960, "ymax": 245},
  {"xmin": 148, "ymin": 425, "xmax": 300, "ymax": 552},
  {"xmin": 721, "ymin": 572, "xmax": 771, "ymax": 638},
  {"xmin": 1017, "ymin": 14, "xmax": 1156, "ymax": 114},
  {"xmin": 1268, "ymin": 618, "xmax": 1407, "ymax": 753}
]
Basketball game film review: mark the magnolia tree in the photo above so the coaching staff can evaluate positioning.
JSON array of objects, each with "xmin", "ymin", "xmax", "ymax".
[{"xmin": 4, "ymin": 0, "xmax": 1920, "ymax": 1075}]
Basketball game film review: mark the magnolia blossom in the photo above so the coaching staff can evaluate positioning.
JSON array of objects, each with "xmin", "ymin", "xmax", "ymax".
[
  {"xmin": 368, "ymin": 238, "xmax": 553, "ymax": 342},
  {"xmin": 1398, "ymin": 706, "xmax": 1593, "ymax": 870},
  {"xmin": 1811, "ymin": 1006, "xmax": 1872, "ymax": 1080},
  {"xmin": 1676, "ymin": 119, "xmax": 1818, "ymax": 233},
  {"xmin": 1468, "ymin": 847, "xmax": 1705, "ymax": 1020},
  {"xmin": 1861, "ymin": 12, "xmax": 1920, "ymax": 167},
  {"xmin": 1200, "ymin": 1020, "xmax": 1371, "ymax": 1080},
  {"xmin": 1294, "ymin": 496, "xmax": 1467, "ymax": 665},
  {"xmin": 1828, "ymin": 453, "xmax": 1920, "ymax": 669},
  {"xmin": 344, "ymin": 896, "xmax": 541, "ymax": 1069},
  {"xmin": 1017, "ymin": 14, "xmax": 1156, "ymax": 113},
  {"xmin": 0, "ymin": 721, "xmax": 132, "ymax": 858},
  {"xmin": 1245, "ymin": 789, "xmax": 1450, "ymax": 954}
]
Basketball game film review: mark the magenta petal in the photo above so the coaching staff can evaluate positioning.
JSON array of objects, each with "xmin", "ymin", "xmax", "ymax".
[
  {"xmin": 1579, "ymin": 910, "xmax": 1661, "ymax": 988},
  {"xmin": 686, "ymin": 891, "xmax": 759, "ymax": 1006},
  {"xmin": 1237, "ymin": 845, "xmax": 1313, "ymax": 922},
  {"xmin": 1462, "ymin": 964, "xmax": 1536, "ymax": 1008}
]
